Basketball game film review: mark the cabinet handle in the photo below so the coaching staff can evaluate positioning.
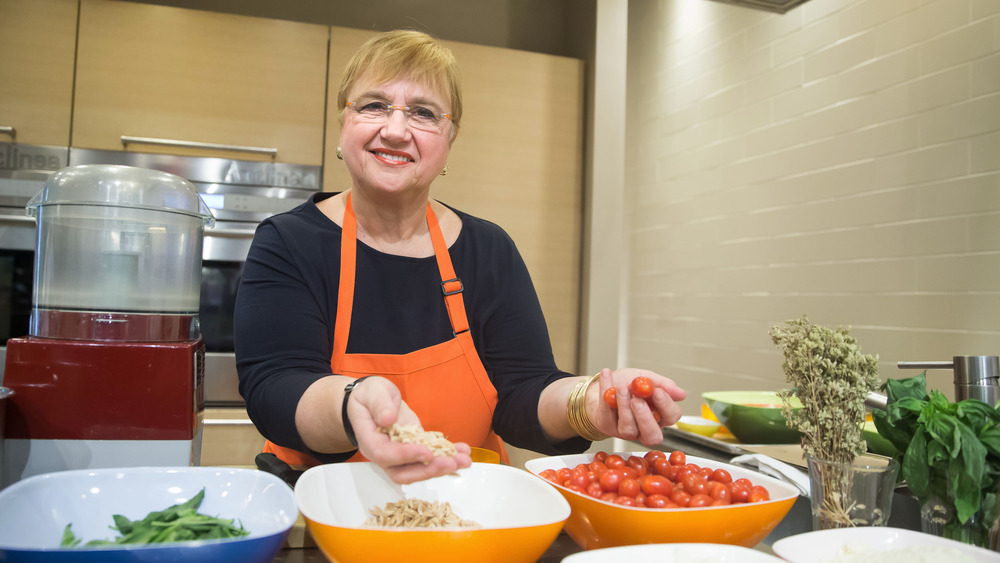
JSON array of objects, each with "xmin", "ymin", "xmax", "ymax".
[
  {"xmin": 203, "ymin": 418, "xmax": 257, "ymax": 426},
  {"xmin": 121, "ymin": 135, "xmax": 278, "ymax": 156},
  {"xmin": 0, "ymin": 126, "xmax": 14, "ymax": 139}
]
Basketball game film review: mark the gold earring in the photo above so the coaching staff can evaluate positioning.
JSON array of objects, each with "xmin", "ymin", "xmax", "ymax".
[
  {"xmin": 336, "ymin": 146, "xmax": 343, "ymax": 160},
  {"xmin": 440, "ymin": 165, "xmax": 448, "ymax": 176}
]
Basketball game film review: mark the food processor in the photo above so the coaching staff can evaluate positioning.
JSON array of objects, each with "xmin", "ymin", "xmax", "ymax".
[{"xmin": 1, "ymin": 165, "xmax": 214, "ymax": 487}]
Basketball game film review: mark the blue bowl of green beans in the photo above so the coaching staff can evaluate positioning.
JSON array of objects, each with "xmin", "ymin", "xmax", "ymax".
[{"xmin": 0, "ymin": 466, "xmax": 297, "ymax": 563}]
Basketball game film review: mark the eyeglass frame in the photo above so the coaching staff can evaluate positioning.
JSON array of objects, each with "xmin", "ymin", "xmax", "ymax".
[{"xmin": 345, "ymin": 100, "xmax": 453, "ymax": 133}]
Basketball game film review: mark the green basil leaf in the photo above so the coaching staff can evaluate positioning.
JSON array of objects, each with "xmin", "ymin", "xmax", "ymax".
[{"xmin": 903, "ymin": 429, "xmax": 931, "ymax": 498}]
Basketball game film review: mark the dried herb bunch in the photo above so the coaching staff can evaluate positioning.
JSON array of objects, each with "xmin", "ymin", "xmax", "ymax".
[{"xmin": 769, "ymin": 316, "xmax": 880, "ymax": 463}]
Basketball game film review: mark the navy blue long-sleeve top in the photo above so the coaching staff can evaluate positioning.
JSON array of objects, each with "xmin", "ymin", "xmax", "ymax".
[{"xmin": 234, "ymin": 192, "xmax": 588, "ymax": 463}]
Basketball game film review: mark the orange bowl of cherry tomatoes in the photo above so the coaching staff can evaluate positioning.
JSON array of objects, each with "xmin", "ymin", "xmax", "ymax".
[{"xmin": 523, "ymin": 450, "xmax": 798, "ymax": 550}]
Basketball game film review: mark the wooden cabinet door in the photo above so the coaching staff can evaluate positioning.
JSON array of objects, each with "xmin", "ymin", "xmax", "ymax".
[
  {"xmin": 0, "ymin": 0, "xmax": 77, "ymax": 147},
  {"xmin": 72, "ymin": 0, "xmax": 328, "ymax": 165},
  {"xmin": 325, "ymin": 28, "xmax": 584, "ymax": 374}
]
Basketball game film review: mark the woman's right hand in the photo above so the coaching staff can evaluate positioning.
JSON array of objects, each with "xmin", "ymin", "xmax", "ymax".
[{"xmin": 347, "ymin": 376, "xmax": 472, "ymax": 484}]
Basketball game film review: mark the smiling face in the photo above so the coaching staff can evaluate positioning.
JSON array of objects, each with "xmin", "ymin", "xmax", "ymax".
[{"xmin": 340, "ymin": 73, "xmax": 455, "ymax": 198}]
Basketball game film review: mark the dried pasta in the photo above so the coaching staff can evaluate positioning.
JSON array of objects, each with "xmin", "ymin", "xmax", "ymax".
[
  {"xmin": 364, "ymin": 498, "xmax": 479, "ymax": 528},
  {"xmin": 381, "ymin": 424, "xmax": 457, "ymax": 457}
]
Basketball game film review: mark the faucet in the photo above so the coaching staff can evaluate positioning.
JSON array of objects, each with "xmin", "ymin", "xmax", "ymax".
[{"xmin": 897, "ymin": 355, "xmax": 1000, "ymax": 406}]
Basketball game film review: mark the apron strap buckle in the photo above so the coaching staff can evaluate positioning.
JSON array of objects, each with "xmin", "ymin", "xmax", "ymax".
[{"xmin": 441, "ymin": 277, "xmax": 464, "ymax": 296}]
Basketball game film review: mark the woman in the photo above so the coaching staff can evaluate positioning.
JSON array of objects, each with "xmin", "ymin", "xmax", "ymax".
[{"xmin": 234, "ymin": 29, "xmax": 686, "ymax": 485}]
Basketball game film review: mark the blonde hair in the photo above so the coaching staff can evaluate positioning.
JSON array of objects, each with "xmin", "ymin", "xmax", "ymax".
[{"xmin": 337, "ymin": 30, "xmax": 462, "ymax": 129}]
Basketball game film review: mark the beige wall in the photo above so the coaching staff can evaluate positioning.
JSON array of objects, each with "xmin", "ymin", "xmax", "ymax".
[{"xmin": 624, "ymin": 0, "xmax": 1000, "ymax": 410}]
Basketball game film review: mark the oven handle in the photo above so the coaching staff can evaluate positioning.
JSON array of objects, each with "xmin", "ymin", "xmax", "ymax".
[
  {"xmin": 0, "ymin": 215, "xmax": 35, "ymax": 224},
  {"xmin": 205, "ymin": 226, "xmax": 257, "ymax": 238},
  {"xmin": 121, "ymin": 135, "xmax": 278, "ymax": 156}
]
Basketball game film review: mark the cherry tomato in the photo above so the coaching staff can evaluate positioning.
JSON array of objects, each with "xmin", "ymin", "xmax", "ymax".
[
  {"xmin": 621, "ymin": 467, "xmax": 639, "ymax": 480},
  {"xmin": 604, "ymin": 454, "xmax": 626, "ymax": 469},
  {"xmin": 645, "ymin": 493, "xmax": 670, "ymax": 509},
  {"xmin": 688, "ymin": 493, "xmax": 713, "ymax": 508},
  {"xmin": 626, "ymin": 455, "xmax": 649, "ymax": 477},
  {"xmin": 567, "ymin": 484, "xmax": 587, "ymax": 495},
  {"xmin": 669, "ymin": 489, "xmax": 691, "ymax": 507},
  {"xmin": 749, "ymin": 485, "xmax": 770, "ymax": 503},
  {"xmin": 643, "ymin": 450, "xmax": 666, "ymax": 464},
  {"xmin": 619, "ymin": 478, "xmax": 641, "ymax": 498},
  {"xmin": 556, "ymin": 468, "xmax": 571, "ymax": 483},
  {"xmin": 568, "ymin": 472, "xmax": 589, "ymax": 490},
  {"xmin": 639, "ymin": 475, "xmax": 673, "ymax": 496},
  {"xmin": 734, "ymin": 478, "xmax": 753, "ymax": 488},
  {"xmin": 682, "ymin": 473, "xmax": 709, "ymax": 496},
  {"xmin": 673, "ymin": 466, "xmax": 694, "ymax": 483},
  {"xmin": 593, "ymin": 451, "xmax": 608, "ymax": 463},
  {"xmin": 730, "ymin": 482, "xmax": 750, "ymax": 503},
  {"xmin": 599, "ymin": 468, "xmax": 624, "ymax": 493},
  {"xmin": 589, "ymin": 461, "xmax": 609, "ymax": 477},
  {"xmin": 698, "ymin": 466, "xmax": 714, "ymax": 480},
  {"xmin": 710, "ymin": 468, "xmax": 733, "ymax": 484},
  {"xmin": 668, "ymin": 450, "xmax": 686, "ymax": 466},
  {"xmin": 652, "ymin": 458, "xmax": 676, "ymax": 479},
  {"xmin": 603, "ymin": 387, "xmax": 618, "ymax": 408},
  {"xmin": 634, "ymin": 492, "xmax": 647, "ymax": 506},
  {"xmin": 613, "ymin": 496, "xmax": 638, "ymax": 506},
  {"xmin": 599, "ymin": 491, "xmax": 617, "ymax": 502},
  {"xmin": 709, "ymin": 481, "xmax": 731, "ymax": 504},
  {"xmin": 629, "ymin": 376, "xmax": 654, "ymax": 399},
  {"xmin": 586, "ymin": 482, "xmax": 603, "ymax": 498}
]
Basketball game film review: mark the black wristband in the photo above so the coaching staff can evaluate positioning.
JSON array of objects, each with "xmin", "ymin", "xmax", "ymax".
[{"xmin": 341, "ymin": 376, "xmax": 371, "ymax": 448}]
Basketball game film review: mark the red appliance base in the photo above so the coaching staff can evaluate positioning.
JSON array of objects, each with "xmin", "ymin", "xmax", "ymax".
[{"xmin": 3, "ymin": 337, "xmax": 204, "ymax": 441}]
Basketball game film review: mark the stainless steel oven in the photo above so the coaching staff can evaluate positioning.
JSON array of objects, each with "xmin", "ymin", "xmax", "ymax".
[
  {"xmin": 0, "ymin": 144, "xmax": 320, "ymax": 405},
  {"xmin": 0, "ymin": 144, "xmax": 69, "ymax": 386}
]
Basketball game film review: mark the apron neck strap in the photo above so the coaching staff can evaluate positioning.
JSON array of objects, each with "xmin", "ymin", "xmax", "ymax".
[{"xmin": 334, "ymin": 193, "xmax": 470, "ymax": 365}]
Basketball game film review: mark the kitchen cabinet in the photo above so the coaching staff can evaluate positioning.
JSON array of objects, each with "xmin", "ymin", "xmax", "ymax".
[
  {"xmin": 325, "ymin": 27, "xmax": 584, "ymax": 376},
  {"xmin": 200, "ymin": 407, "xmax": 264, "ymax": 467},
  {"xmin": 71, "ymin": 0, "xmax": 328, "ymax": 165},
  {"xmin": 0, "ymin": 0, "xmax": 78, "ymax": 147}
]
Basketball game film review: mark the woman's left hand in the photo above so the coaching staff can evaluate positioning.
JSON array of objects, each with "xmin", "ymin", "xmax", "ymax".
[{"xmin": 591, "ymin": 368, "xmax": 686, "ymax": 446}]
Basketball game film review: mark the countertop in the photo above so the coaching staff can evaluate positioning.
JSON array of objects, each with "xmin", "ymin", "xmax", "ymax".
[
  {"xmin": 272, "ymin": 531, "xmax": 584, "ymax": 563},
  {"xmin": 266, "ymin": 433, "xmax": 922, "ymax": 562}
]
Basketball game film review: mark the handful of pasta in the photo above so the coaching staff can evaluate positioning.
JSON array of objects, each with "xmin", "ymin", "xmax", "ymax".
[{"xmin": 380, "ymin": 423, "xmax": 457, "ymax": 457}]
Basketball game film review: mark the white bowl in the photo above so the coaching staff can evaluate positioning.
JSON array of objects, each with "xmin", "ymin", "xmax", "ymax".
[
  {"xmin": 295, "ymin": 462, "xmax": 571, "ymax": 563},
  {"xmin": 562, "ymin": 542, "xmax": 784, "ymax": 562},
  {"xmin": 0, "ymin": 466, "xmax": 298, "ymax": 563},
  {"xmin": 771, "ymin": 527, "xmax": 1000, "ymax": 562}
]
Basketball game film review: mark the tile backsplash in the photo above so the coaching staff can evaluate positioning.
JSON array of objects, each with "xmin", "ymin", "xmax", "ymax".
[{"xmin": 625, "ymin": 0, "xmax": 1000, "ymax": 406}]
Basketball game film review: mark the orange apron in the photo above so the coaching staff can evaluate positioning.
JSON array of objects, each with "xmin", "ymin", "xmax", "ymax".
[{"xmin": 263, "ymin": 193, "xmax": 508, "ymax": 466}]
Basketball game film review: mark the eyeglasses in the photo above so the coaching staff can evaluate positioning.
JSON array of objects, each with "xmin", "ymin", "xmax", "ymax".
[{"xmin": 346, "ymin": 100, "xmax": 452, "ymax": 133}]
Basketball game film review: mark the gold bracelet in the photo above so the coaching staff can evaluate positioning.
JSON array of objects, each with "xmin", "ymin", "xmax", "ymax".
[{"xmin": 566, "ymin": 373, "xmax": 608, "ymax": 442}]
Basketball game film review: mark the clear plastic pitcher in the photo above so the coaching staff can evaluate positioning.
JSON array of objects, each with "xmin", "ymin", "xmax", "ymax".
[{"xmin": 26, "ymin": 165, "xmax": 214, "ymax": 341}]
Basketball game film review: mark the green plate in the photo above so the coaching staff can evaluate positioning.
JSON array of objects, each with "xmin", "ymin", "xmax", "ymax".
[{"xmin": 701, "ymin": 391, "xmax": 802, "ymax": 444}]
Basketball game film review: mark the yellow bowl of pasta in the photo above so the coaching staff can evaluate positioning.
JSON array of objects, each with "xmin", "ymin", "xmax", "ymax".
[{"xmin": 294, "ymin": 462, "xmax": 570, "ymax": 563}]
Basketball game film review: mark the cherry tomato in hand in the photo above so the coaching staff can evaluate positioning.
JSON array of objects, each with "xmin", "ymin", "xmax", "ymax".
[
  {"xmin": 603, "ymin": 387, "xmax": 618, "ymax": 408},
  {"xmin": 629, "ymin": 376, "xmax": 654, "ymax": 399}
]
